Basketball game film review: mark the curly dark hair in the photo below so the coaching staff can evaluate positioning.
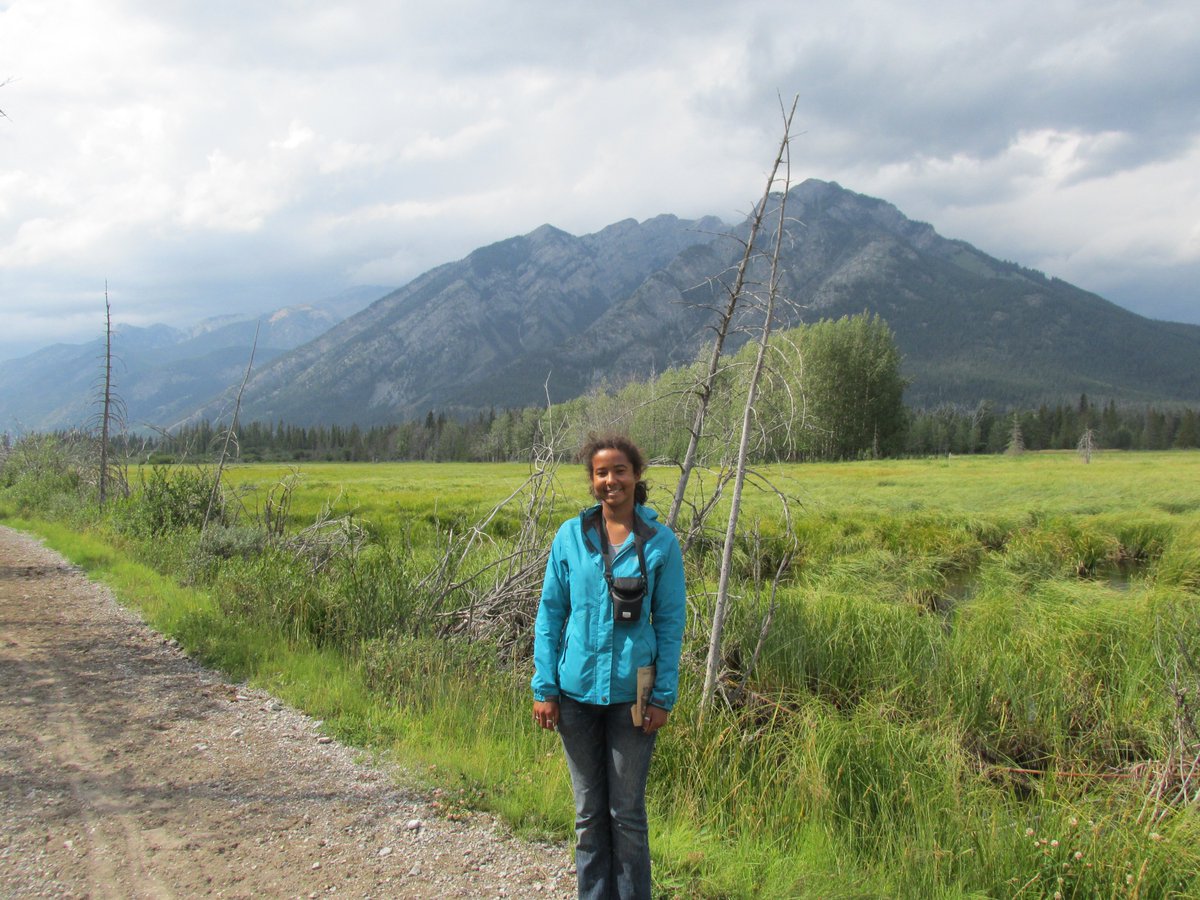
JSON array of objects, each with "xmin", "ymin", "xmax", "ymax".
[{"xmin": 578, "ymin": 433, "xmax": 649, "ymax": 505}]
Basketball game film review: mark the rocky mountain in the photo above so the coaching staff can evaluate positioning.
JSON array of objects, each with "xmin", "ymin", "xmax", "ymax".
[
  {"xmin": 9, "ymin": 181, "xmax": 1200, "ymax": 433},
  {"xmin": 0, "ymin": 287, "xmax": 387, "ymax": 432},
  {"xmin": 768, "ymin": 181, "xmax": 1200, "ymax": 407},
  {"xmin": 189, "ymin": 180, "xmax": 1200, "ymax": 427},
  {"xmin": 203, "ymin": 214, "xmax": 729, "ymax": 425}
]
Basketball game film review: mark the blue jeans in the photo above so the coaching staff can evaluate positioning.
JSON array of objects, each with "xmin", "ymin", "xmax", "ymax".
[{"xmin": 558, "ymin": 696, "xmax": 657, "ymax": 900}]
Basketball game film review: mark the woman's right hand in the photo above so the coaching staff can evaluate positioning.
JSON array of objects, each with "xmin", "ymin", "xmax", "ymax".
[{"xmin": 533, "ymin": 699, "xmax": 560, "ymax": 730}]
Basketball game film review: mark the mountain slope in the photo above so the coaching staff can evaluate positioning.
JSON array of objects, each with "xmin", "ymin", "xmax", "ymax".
[
  {"xmin": 196, "ymin": 180, "xmax": 1200, "ymax": 427},
  {"xmin": 771, "ymin": 180, "xmax": 1200, "ymax": 406},
  {"xmin": 216, "ymin": 215, "xmax": 726, "ymax": 424},
  {"xmin": 11, "ymin": 182, "xmax": 1200, "ymax": 432},
  {"xmin": 0, "ymin": 288, "xmax": 387, "ymax": 432}
]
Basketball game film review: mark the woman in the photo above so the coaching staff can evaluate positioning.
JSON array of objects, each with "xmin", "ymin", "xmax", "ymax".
[{"xmin": 531, "ymin": 434, "xmax": 687, "ymax": 900}]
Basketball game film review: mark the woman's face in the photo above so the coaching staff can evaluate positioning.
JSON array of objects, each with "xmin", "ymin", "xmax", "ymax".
[{"xmin": 590, "ymin": 448, "xmax": 638, "ymax": 513}]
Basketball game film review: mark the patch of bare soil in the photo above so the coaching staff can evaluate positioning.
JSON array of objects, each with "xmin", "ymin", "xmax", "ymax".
[{"xmin": 0, "ymin": 525, "xmax": 574, "ymax": 899}]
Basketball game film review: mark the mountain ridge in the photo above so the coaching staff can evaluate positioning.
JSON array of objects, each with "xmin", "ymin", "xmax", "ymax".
[
  {"xmin": 0, "ymin": 287, "xmax": 388, "ymax": 432},
  {"xmin": 6, "ymin": 181, "xmax": 1198, "ymax": 432}
]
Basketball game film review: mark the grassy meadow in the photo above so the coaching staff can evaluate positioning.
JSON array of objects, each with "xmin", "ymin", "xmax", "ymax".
[{"xmin": 4, "ymin": 448, "xmax": 1200, "ymax": 897}]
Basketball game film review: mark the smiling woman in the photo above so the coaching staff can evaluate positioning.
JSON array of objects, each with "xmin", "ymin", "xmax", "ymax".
[{"xmin": 531, "ymin": 433, "xmax": 687, "ymax": 900}]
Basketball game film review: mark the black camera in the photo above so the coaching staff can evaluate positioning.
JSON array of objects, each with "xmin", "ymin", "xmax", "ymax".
[
  {"xmin": 592, "ymin": 513, "xmax": 650, "ymax": 625},
  {"xmin": 610, "ymin": 576, "xmax": 646, "ymax": 623}
]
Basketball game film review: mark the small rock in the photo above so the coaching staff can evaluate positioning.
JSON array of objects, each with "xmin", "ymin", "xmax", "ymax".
[
  {"xmin": 317, "ymin": 736, "xmax": 333, "ymax": 745},
  {"xmin": 312, "ymin": 862, "xmax": 322, "ymax": 870},
  {"xmin": 235, "ymin": 693, "xmax": 252, "ymax": 702},
  {"xmin": 408, "ymin": 864, "xmax": 422, "ymax": 876},
  {"xmin": 378, "ymin": 847, "xmax": 392, "ymax": 857},
  {"xmin": 405, "ymin": 819, "xmax": 422, "ymax": 831},
  {"xmin": 231, "ymin": 728, "xmax": 244, "ymax": 739}
]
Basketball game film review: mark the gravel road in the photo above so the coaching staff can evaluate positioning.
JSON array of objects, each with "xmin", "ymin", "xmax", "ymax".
[{"xmin": 0, "ymin": 525, "xmax": 575, "ymax": 899}]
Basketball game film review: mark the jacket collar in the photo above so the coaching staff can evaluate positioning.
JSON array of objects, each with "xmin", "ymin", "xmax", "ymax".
[{"xmin": 580, "ymin": 503, "xmax": 657, "ymax": 554}]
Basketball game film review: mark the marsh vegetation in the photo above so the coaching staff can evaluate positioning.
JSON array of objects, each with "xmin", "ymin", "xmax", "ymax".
[{"xmin": 2, "ymin": 443, "xmax": 1199, "ymax": 897}]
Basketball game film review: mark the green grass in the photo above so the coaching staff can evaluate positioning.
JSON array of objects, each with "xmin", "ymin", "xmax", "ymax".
[{"xmin": 6, "ymin": 450, "xmax": 1200, "ymax": 897}]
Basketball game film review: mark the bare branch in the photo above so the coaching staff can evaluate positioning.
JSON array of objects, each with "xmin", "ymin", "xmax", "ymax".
[
  {"xmin": 701, "ymin": 94, "xmax": 800, "ymax": 712},
  {"xmin": 202, "ymin": 322, "xmax": 260, "ymax": 535}
]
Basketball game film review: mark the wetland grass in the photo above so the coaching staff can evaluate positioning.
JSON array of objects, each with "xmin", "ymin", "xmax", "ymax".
[{"xmin": 6, "ymin": 451, "xmax": 1200, "ymax": 896}]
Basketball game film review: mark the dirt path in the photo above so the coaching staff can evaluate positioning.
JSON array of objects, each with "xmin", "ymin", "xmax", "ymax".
[{"xmin": 0, "ymin": 525, "xmax": 574, "ymax": 899}]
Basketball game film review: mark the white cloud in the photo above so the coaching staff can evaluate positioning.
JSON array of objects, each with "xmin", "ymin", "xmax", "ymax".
[
  {"xmin": 867, "ymin": 130, "xmax": 1200, "ymax": 313},
  {"xmin": 179, "ymin": 151, "xmax": 272, "ymax": 232},
  {"xmin": 1, "ymin": 0, "xmax": 1198, "ymax": 360}
]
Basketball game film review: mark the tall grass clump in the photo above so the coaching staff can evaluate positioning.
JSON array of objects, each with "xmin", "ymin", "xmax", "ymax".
[
  {"xmin": 745, "ymin": 583, "xmax": 945, "ymax": 708},
  {"xmin": 947, "ymin": 571, "xmax": 1166, "ymax": 768}
]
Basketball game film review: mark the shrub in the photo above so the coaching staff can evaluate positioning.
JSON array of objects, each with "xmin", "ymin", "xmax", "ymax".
[
  {"xmin": 0, "ymin": 433, "xmax": 93, "ymax": 516},
  {"xmin": 114, "ymin": 465, "xmax": 226, "ymax": 538}
]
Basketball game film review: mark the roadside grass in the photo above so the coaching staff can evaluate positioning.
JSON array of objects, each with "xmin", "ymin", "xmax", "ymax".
[{"xmin": 5, "ymin": 451, "xmax": 1200, "ymax": 896}]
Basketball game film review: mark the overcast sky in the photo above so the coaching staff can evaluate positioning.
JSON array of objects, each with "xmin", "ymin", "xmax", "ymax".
[{"xmin": 1, "ymin": 0, "xmax": 1198, "ymax": 360}]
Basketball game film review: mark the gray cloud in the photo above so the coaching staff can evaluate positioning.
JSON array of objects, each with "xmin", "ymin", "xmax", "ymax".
[{"xmin": 1, "ymin": 0, "xmax": 1197, "ymax": 362}]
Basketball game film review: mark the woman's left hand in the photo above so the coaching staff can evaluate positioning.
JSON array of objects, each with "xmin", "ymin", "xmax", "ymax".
[
  {"xmin": 641, "ymin": 705, "xmax": 669, "ymax": 735},
  {"xmin": 533, "ymin": 699, "xmax": 560, "ymax": 730}
]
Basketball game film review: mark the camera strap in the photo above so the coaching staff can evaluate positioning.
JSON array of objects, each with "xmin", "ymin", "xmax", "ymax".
[{"xmin": 593, "ymin": 514, "xmax": 648, "ymax": 591}]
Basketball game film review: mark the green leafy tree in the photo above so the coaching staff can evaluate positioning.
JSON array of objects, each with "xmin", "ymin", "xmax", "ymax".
[{"xmin": 787, "ymin": 313, "xmax": 907, "ymax": 460}]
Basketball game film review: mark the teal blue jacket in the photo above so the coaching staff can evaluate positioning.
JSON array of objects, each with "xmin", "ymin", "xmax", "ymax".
[{"xmin": 531, "ymin": 503, "xmax": 687, "ymax": 710}]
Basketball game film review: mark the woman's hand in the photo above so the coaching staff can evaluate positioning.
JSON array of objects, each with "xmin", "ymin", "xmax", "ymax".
[
  {"xmin": 533, "ymin": 699, "xmax": 560, "ymax": 730},
  {"xmin": 641, "ymin": 705, "xmax": 669, "ymax": 735}
]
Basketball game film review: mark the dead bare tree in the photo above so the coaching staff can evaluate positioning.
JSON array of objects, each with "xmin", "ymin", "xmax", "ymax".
[
  {"xmin": 665, "ymin": 104, "xmax": 800, "ymax": 533},
  {"xmin": 701, "ymin": 97, "xmax": 799, "ymax": 710},
  {"xmin": 422, "ymin": 378, "xmax": 569, "ymax": 659},
  {"xmin": 433, "ymin": 435, "xmax": 562, "ymax": 653},
  {"xmin": 93, "ymin": 283, "xmax": 127, "ymax": 508},
  {"xmin": 1006, "ymin": 412, "xmax": 1025, "ymax": 456},
  {"xmin": 1077, "ymin": 426, "xmax": 1097, "ymax": 463},
  {"xmin": 202, "ymin": 322, "xmax": 260, "ymax": 535}
]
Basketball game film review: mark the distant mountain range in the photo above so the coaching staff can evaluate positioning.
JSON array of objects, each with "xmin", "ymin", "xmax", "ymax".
[
  {"xmin": 0, "ymin": 287, "xmax": 385, "ymax": 432},
  {"xmin": 5, "ymin": 180, "xmax": 1199, "ymax": 433}
]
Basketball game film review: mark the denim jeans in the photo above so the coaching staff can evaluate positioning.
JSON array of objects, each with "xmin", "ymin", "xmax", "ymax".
[{"xmin": 558, "ymin": 695, "xmax": 658, "ymax": 900}]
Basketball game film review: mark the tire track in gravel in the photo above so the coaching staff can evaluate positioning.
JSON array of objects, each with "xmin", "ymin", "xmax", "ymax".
[{"xmin": 31, "ymin": 625, "xmax": 173, "ymax": 900}]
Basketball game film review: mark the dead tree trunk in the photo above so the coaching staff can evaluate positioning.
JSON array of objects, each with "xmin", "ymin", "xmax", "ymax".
[
  {"xmin": 701, "ymin": 97, "xmax": 798, "ymax": 710},
  {"xmin": 202, "ymin": 322, "xmax": 259, "ymax": 535},
  {"xmin": 98, "ymin": 287, "xmax": 114, "ymax": 508},
  {"xmin": 665, "ymin": 110, "xmax": 798, "ymax": 532}
]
